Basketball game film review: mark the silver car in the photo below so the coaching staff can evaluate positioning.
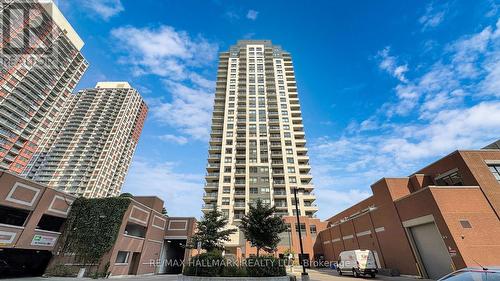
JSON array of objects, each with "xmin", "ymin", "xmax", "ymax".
[{"xmin": 438, "ymin": 268, "xmax": 500, "ymax": 281}]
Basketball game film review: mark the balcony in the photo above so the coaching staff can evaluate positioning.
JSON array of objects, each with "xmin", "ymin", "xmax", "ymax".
[
  {"xmin": 203, "ymin": 193, "xmax": 218, "ymax": 201},
  {"xmin": 202, "ymin": 204, "xmax": 216, "ymax": 210},
  {"xmin": 205, "ymin": 173, "xmax": 220, "ymax": 178},
  {"xmin": 234, "ymin": 202, "xmax": 246, "ymax": 208}
]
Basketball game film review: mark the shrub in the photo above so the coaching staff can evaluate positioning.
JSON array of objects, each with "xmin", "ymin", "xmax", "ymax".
[
  {"xmin": 245, "ymin": 255, "xmax": 286, "ymax": 277},
  {"xmin": 44, "ymin": 264, "xmax": 76, "ymax": 277},
  {"xmin": 183, "ymin": 251, "xmax": 225, "ymax": 277},
  {"xmin": 222, "ymin": 265, "xmax": 247, "ymax": 277}
]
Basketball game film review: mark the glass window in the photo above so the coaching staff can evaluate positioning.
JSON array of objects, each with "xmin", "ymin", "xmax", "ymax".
[
  {"xmin": 435, "ymin": 170, "xmax": 464, "ymax": 186},
  {"xmin": 115, "ymin": 251, "xmax": 129, "ymax": 264},
  {"xmin": 488, "ymin": 164, "xmax": 500, "ymax": 182},
  {"xmin": 310, "ymin": 225, "xmax": 317, "ymax": 234}
]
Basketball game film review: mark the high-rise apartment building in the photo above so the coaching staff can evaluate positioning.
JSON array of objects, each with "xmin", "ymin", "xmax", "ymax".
[
  {"xmin": 0, "ymin": 0, "xmax": 88, "ymax": 174},
  {"xmin": 203, "ymin": 40, "xmax": 318, "ymax": 251},
  {"xmin": 23, "ymin": 82, "xmax": 147, "ymax": 198}
]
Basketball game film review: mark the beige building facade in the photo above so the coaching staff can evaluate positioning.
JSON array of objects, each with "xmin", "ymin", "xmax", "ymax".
[
  {"xmin": 204, "ymin": 40, "xmax": 318, "ymax": 257},
  {"xmin": 23, "ymin": 82, "xmax": 148, "ymax": 198}
]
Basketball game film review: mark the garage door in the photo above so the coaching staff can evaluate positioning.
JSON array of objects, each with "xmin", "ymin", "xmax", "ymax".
[{"xmin": 410, "ymin": 223, "xmax": 453, "ymax": 279}]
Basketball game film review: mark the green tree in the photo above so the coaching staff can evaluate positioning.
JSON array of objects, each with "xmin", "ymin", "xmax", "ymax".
[
  {"xmin": 239, "ymin": 199, "xmax": 287, "ymax": 256},
  {"xmin": 119, "ymin": 192, "xmax": 133, "ymax": 198},
  {"xmin": 188, "ymin": 206, "xmax": 237, "ymax": 252}
]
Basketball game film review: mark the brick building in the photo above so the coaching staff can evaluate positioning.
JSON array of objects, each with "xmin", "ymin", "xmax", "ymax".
[
  {"xmin": 315, "ymin": 141, "xmax": 500, "ymax": 279},
  {"xmin": 0, "ymin": 170, "xmax": 196, "ymax": 277}
]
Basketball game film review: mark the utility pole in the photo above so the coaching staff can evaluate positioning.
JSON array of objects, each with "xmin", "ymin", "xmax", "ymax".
[{"xmin": 294, "ymin": 187, "xmax": 308, "ymax": 280}]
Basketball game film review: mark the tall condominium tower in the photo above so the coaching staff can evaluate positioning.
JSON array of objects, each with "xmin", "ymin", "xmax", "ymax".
[
  {"xmin": 23, "ymin": 82, "xmax": 148, "ymax": 198},
  {"xmin": 203, "ymin": 40, "xmax": 318, "ymax": 249},
  {"xmin": 0, "ymin": 0, "xmax": 88, "ymax": 174}
]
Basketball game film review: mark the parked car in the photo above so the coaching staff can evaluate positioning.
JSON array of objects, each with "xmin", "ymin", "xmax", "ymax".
[
  {"xmin": 438, "ymin": 268, "xmax": 500, "ymax": 281},
  {"xmin": 337, "ymin": 250, "xmax": 378, "ymax": 278}
]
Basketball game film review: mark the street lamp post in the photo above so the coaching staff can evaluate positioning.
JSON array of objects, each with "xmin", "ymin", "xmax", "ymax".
[{"xmin": 293, "ymin": 187, "xmax": 308, "ymax": 280}]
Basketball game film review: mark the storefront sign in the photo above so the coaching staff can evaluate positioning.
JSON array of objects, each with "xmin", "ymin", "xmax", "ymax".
[{"xmin": 31, "ymin": 234, "xmax": 57, "ymax": 246}]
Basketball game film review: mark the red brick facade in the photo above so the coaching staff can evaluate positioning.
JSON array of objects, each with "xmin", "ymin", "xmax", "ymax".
[{"xmin": 315, "ymin": 148, "xmax": 500, "ymax": 278}]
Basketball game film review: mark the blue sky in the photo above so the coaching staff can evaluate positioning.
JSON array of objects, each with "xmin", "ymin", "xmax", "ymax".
[{"xmin": 60, "ymin": 0, "xmax": 500, "ymax": 219}]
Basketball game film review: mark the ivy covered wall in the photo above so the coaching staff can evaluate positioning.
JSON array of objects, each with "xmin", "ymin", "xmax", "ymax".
[{"xmin": 59, "ymin": 197, "xmax": 131, "ymax": 265}]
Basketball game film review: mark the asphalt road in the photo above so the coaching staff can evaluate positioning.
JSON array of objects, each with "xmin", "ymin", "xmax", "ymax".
[
  {"xmin": 294, "ymin": 268, "xmax": 431, "ymax": 281},
  {"xmin": 2, "ymin": 269, "xmax": 431, "ymax": 281}
]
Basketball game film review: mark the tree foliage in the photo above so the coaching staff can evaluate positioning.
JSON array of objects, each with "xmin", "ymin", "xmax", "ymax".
[
  {"xmin": 239, "ymin": 199, "xmax": 287, "ymax": 256},
  {"xmin": 188, "ymin": 207, "xmax": 237, "ymax": 252},
  {"xmin": 59, "ymin": 197, "xmax": 131, "ymax": 264}
]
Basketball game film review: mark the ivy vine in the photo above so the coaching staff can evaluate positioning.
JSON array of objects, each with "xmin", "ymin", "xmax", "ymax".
[{"xmin": 59, "ymin": 197, "xmax": 131, "ymax": 265}]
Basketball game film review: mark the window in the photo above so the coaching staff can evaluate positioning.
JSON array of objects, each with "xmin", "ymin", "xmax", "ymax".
[
  {"xmin": 124, "ymin": 222, "xmax": 146, "ymax": 238},
  {"xmin": 36, "ymin": 214, "xmax": 66, "ymax": 232},
  {"xmin": 250, "ymin": 187, "xmax": 259, "ymax": 194},
  {"xmin": 222, "ymin": 197, "xmax": 230, "ymax": 205},
  {"xmin": 287, "ymin": 157, "xmax": 294, "ymax": 164},
  {"xmin": 250, "ymin": 177, "xmax": 258, "ymax": 183},
  {"xmin": 488, "ymin": 164, "xmax": 500, "ymax": 183},
  {"xmin": 0, "ymin": 205, "xmax": 29, "ymax": 227},
  {"xmin": 288, "ymin": 167, "xmax": 296, "ymax": 173},
  {"xmin": 223, "ymin": 187, "xmax": 230, "ymax": 194},
  {"xmin": 115, "ymin": 251, "xmax": 129, "ymax": 264},
  {"xmin": 295, "ymin": 223, "xmax": 306, "ymax": 235},
  {"xmin": 310, "ymin": 225, "xmax": 317, "ymax": 235},
  {"xmin": 224, "ymin": 166, "xmax": 231, "ymax": 173},
  {"xmin": 223, "ymin": 176, "xmax": 231, "ymax": 183},
  {"xmin": 289, "ymin": 177, "xmax": 297, "ymax": 183},
  {"xmin": 435, "ymin": 170, "xmax": 464, "ymax": 186}
]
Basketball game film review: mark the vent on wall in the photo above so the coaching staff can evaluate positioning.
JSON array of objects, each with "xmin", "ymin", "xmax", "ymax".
[{"xmin": 459, "ymin": 220, "xmax": 472, "ymax": 229}]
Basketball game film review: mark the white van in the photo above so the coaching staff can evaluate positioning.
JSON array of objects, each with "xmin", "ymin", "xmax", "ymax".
[{"xmin": 337, "ymin": 250, "xmax": 378, "ymax": 278}]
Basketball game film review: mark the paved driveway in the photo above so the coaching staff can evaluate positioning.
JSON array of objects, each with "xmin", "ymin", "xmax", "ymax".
[
  {"xmin": 2, "ymin": 269, "xmax": 432, "ymax": 281},
  {"xmin": 292, "ymin": 268, "xmax": 431, "ymax": 281}
]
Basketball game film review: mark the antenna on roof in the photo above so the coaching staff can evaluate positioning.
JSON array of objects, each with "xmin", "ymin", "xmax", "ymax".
[{"xmin": 471, "ymin": 257, "xmax": 488, "ymax": 271}]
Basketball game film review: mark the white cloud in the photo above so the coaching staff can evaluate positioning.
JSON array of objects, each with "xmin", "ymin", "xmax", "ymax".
[
  {"xmin": 111, "ymin": 25, "xmax": 218, "ymax": 80},
  {"xmin": 110, "ymin": 25, "xmax": 218, "ymax": 141},
  {"xmin": 225, "ymin": 11, "xmax": 240, "ymax": 20},
  {"xmin": 377, "ymin": 47, "xmax": 409, "ymax": 82},
  {"xmin": 122, "ymin": 159, "xmax": 203, "ymax": 217},
  {"xmin": 419, "ymin": 4, "xmax": 446, "ymax": 30},
  {"xmin": 81, "ymin": 0, "xmax": 124, "ymax": 20},
  {"xmin": 246, "ymin": 10, "xmax": 259, "ymax": 20},
  {"xmin": 311, "ymin": 101, "xmax": 500, "ymax": 217},
  {"xmin": 151, "ymin": 80, "xmax": 214, "ymax": 140},
  {"xmin": 158, "ymin": 134, "xmax": 189, "ymax": 145},
  {"xmin": 313, "ymin": 19, "xmax": 500, "ymax": 218},
  {"xmin": 379, "ymin": 18, "xmax": 500, "ymax": 118}
]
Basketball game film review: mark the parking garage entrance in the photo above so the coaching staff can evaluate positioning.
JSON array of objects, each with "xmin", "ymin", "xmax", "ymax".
[
  {"xmin": 162, "ymin": 239, "xmax": 187, "ymax": 274},
  {"xmin": 0, "ymin": 248, "xmax": 52, "ymax": 278}
]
